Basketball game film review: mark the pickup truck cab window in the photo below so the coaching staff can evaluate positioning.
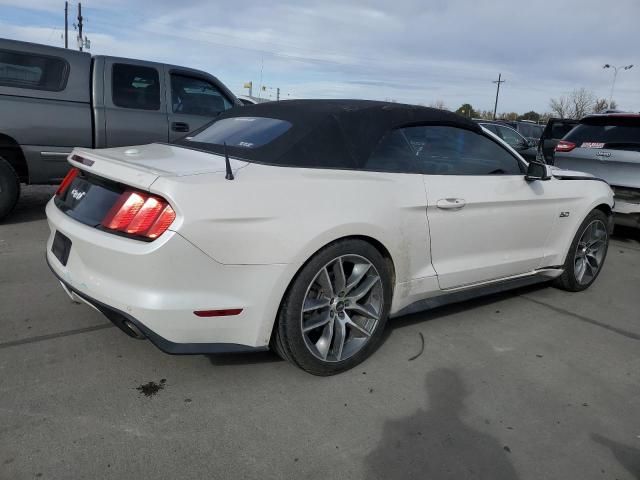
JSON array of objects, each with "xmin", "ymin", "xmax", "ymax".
[
  {"xmin": 0, "ymin": 49, "xmax": 68, "ymax": 91},
  {"xmin": 170, "ymin": 74, "xmax": 233, "ymax": 116},
  {"xmin": 112, "ymin": 63, "xmax": 160, "ymax": 111}
]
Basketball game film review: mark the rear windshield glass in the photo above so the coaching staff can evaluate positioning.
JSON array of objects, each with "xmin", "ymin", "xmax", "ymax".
[
  {"xmin": 186, "ymin": 117, "xmax": 292, "ymax": 149},
  {"xmin": 565, "ymin": 122, "xmax": 640, "ymax": 146},
  {"xmin": 0, "ymin": 49, "xmax": 68, "ymax": 91}
]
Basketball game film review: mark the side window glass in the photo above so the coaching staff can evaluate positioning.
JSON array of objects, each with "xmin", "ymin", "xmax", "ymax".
[
  {"xmin": 364, "ymin": 126, "xmax": 523, "ymax": 175},
  {"xmin": 496, "ymin": 126, "xmax": 525, "ymax": 147},
  {"xmin": 0, "ymin": 49, "xmax": 68, "ymax": 91},
  {"xmin": 481, "ymin": 124, "xmax": 498, "ymax": 134},
  {"xmin": 112, "ymin": 64, "xmax": 160, "ymax": 110},
  {"xmin": 364, "ymin": 129, "xmax": 417, "ymax": 173},
  {"xmin": 171, "ymin": 74, "xmax": 233, "ymax": 116}
]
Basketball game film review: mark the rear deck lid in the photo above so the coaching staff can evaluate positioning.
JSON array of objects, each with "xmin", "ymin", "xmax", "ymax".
[{"xmin": 69, "ymin": 143, "xmax": 248, "ymax": 189}]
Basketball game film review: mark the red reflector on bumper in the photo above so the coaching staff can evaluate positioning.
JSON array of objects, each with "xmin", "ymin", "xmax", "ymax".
[{"xmin": 194, "ymin": 309, "xmax": 243, "ymax": 317}]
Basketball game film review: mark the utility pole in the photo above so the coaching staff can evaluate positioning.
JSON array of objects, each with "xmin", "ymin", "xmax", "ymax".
[
  {"xmin": 492, "ymin": 73, "xmax": 505, "ymax": 120},
  {"xmin": 276, "ymin": 88, "xmax": 280, "ymax": 101},
  {"xmin": 77, "ymin": 2, "xmax": 83, "ymax": 52},
  {"xmin": 64, "ymin": 1, "xmax": 68, "ymax": 48}
]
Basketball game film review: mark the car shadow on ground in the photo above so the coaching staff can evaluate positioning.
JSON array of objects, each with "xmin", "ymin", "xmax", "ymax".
[
  {"xmin": 612, "ymin": 226, "xmax": 640, "ymax": 247},
  {"xmin": 363, "ymin": 368, "xmax": 519, "ymax": 480},
  {"xmin": 204, "ymin": 284, "xmax": 548, "ymax": 367},
  {"xmin": 591, "ymin": 433, "xmax": 640, "ymax": 479},
  {"xmin": 386, "ymin": 282, "xmax": 547, "ymax": 336},
  {"xmin": 3, "ymin": 185, "xmax": 55, "ymax": 225},
  {"xmin": 206, "ymin": 350, "xmax": 283, "ymax": 366}
]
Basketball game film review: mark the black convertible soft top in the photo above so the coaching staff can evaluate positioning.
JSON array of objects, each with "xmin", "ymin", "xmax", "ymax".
[{"xmin": 178, "ymin": 99, "xmax": 482, "ymax": 169}]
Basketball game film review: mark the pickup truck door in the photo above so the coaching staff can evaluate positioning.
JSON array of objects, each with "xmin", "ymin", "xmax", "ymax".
[
  {"xmin": 165, "ymin": 68, "xmax": 236, "ymax": 142},
  {"xmin": 102, "ymin": 59, "xmax": 169, "ymax": 147}
]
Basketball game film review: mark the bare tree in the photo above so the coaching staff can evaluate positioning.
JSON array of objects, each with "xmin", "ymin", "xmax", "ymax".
[
  {"xmin": 570, "ymin": 87, "xmax": 596, "ymax": 118},
  {"xmin": 549, "ymin": 96, "xmax": 570, "ymax": 118},
  {"xmin": 429, "ymin": 99, "xmax": 447, "ymax": 110},
  {"xmin": 549, "ymin": 88, "xmax": 596, "ymax": 119},
  {"xmin": 593, "ymin": 98, "xmax": 609, "ymax": 114}
]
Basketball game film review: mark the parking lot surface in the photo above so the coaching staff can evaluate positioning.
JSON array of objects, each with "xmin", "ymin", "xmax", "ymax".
[{"xmin": 1, "ymin": 186, "xmax": 639, "ymax": 480}]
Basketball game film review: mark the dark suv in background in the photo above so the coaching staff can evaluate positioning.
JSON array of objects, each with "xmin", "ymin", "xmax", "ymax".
[
  {"xmin": 476, "ymin": 120, "xmax": 538, "ymax": 162},
  {"xmin": 498, "ymin": 120, "xmax": 544, "ymax": 147},
  {"xmin": 537, "ymin": 118, "xmax": 579, "ymax": 164}
]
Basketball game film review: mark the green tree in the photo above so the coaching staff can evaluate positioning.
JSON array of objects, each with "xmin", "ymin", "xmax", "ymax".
[
  {"xmin": 455, "ymin": 103, "xmax": 477, "ymax": 118},
  {"xmin": 499, "ymin": 112, "xmax": 519, "ymax": 121},
  {"xmin": 519, "ymin": 111, "xmax": 541, "ymax": 122}
]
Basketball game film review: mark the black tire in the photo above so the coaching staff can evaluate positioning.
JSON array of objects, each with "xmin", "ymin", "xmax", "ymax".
[
  {"xmin": 553, "ymin": 209, "xmax": 610, "ymax": 292},
  {"xmin": 272, "ymin": 239, "xmax": 393, "ymax": 376},
  {"xmin": 0, "ymin": 156, "xmax": 20, "ymax": 222}
]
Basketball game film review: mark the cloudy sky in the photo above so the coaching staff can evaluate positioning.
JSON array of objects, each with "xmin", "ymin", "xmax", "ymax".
[{"xmin": 2, "ymin": 0, "xmax": 639, "ymax": 113}]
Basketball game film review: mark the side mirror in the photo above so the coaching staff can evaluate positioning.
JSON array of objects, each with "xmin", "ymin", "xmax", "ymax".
[{"xmin": 525, "ymin": 161, "xmax": 552, "ymax": 181}]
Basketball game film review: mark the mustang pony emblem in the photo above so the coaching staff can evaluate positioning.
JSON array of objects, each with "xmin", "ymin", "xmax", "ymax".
[{"xmin": 71, "ymin": 189, "xmax": 86, "ymax": 201}]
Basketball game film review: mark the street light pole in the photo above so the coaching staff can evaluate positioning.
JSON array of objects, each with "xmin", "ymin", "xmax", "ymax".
[{"xmin": 603, "ymin": 64, "xmax": 633, "ymax": 107}]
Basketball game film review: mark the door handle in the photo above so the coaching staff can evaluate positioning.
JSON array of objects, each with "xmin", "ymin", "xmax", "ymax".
[
  {"xmin": 171, "ymin": 122, "xmax": 190, "ymax": 132},
  {"xmin": 436, "ymin": 198, "xmax": 466, "ymax": 210}
]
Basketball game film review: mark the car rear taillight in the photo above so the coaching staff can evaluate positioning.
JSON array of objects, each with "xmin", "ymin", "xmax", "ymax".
[
  {"xmin": 55, "ymin": 168, "xmax": 80, "ymax": 196},
  {"xmin": 101, "ymin": 190, "xmax": 176, "ymax": 240},
  {"xmin": 555, "ymin": 140, "xmax": 576, "ymax": 153}
]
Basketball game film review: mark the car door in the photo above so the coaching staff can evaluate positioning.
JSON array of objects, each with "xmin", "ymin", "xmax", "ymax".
[
  {"xmin": 103, "ymin": 59, "xmax": 169, "ymax": 147},
  {"xmin": 166, "ymin": 71, "xmax": 235, "ymax": 142},
  {"xmin": 401, "ymin": 125, "xmax": 559, "ymax": 289}
]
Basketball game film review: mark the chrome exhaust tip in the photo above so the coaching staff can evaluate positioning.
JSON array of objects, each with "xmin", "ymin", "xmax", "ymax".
[{"xmin": 123, "ymin": 320, "xmax": 145, "ymax": 340}]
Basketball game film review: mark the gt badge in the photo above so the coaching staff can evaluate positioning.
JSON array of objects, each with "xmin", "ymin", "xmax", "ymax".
[{"xmin": 560, "ymin": 211, "xmax": 570, "ymax": 218}]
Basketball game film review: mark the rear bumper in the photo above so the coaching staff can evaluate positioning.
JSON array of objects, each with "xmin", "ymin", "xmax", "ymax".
[
  {"xmin": 45, "ymin": 198, "xmax": 289, "ymax": 352},
  {"xmin": 47, "ymin": 258, "xmax": 264, "ymax": 354}
]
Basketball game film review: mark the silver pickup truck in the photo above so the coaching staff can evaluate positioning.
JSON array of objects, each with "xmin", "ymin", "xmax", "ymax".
[
  {"xmin": 0, "ymin": 38, "xmax": 240, "ymax": 220},
  {"xmin": 554, "ymin": 113, "xmax": 640, "ymax": 228}
]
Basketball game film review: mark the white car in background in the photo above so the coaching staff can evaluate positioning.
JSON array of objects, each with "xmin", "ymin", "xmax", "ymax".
[{"xmin": 46, "ymin": 100, "xmax": 614, "ymax": 375}]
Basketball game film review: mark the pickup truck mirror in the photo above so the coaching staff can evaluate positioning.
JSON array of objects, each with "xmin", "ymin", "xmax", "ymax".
[{"xmin": 525, "ymin": 161, "xmax": 552, "ymax": 181}]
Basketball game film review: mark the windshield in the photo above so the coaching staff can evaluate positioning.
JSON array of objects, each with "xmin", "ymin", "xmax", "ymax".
[{"xmin": 185, "ymin": 117, "xmax": 292, "ymax": 149}]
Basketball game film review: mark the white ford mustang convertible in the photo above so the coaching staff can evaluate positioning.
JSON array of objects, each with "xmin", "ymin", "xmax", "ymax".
[{"xmin": 46, "ymin": 100, "xmax": 613, "ymax": 375}]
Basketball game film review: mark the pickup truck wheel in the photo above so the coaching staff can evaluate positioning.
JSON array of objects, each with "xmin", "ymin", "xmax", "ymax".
[
  {"xmin": 554, "ymin": 209, "xmax": 610, "ymax": 292},
  {"xmin": 0, "ymin": 156, "xmax": 20, "ymax": 221}
]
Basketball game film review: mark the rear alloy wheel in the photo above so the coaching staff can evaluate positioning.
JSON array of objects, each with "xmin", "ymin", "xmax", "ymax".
[
  {"xmin": 554, "ymin": 209, "xmax": 610, "ymax": 292},
  {"xmin": 273, "ymin": 239, "xmax": 392, "ymax": 375}
]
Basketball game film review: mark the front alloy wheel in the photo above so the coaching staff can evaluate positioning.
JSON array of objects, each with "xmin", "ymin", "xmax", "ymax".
[
  {"xmin": 573, "ymin": 219, "xmax": 607, "ymax": 286},
  {"xmin": 555, "ymin": 208, "xmax": 610, "ymax": 292}
]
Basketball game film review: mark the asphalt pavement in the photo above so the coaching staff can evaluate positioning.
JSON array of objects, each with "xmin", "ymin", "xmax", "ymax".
[{"xmin": 1, "ymin": 186, "xmax": 639, "ymax": 480}]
